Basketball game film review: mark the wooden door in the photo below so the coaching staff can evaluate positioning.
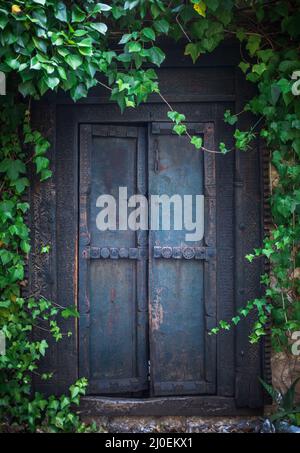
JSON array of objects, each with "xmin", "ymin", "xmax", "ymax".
[
  {"xmin": 148, "ymin": 123, "xmax": 216, "ymax": 396},
  {"xmin": 79, "ymin": 122, "xmax": 217, "ymax": 396},
  {"xmin": 79, "ymin": 124, "xmax": 148, "ymax": 395}
]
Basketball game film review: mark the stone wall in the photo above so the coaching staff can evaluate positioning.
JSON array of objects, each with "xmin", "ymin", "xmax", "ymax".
[{"xmin": 269, "ymin": 164, "xmax": 300, "ymax": 402}]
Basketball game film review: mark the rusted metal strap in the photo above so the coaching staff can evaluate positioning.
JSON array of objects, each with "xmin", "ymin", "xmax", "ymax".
[
  {"xmin": 153, "ymin": 246, "xmax": 215, "ymax": 260},
  {"xmin": 82, "ymin": 246, "xmax": 148, "ymax": 260}
]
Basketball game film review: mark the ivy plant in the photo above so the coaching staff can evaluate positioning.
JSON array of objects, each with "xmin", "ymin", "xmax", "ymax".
[{"xmin": 0, "ymin": 0, "xmax": 299, "ymax": 430}]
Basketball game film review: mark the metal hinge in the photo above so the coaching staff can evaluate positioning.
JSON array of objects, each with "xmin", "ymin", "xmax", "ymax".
[{"xmin": 148, "ymin": 360, "xmax": 151, "ymax": 381}]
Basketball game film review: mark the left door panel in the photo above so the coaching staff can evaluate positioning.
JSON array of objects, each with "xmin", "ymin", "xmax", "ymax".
[{"xmin": 79, "ymin": 124, "xmax": 148, "ymax": 395}]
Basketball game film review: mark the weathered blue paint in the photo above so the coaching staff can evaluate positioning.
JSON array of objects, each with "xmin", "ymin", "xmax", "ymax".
[
  {"xmin": 79, "ymin": 122, "xmax": 217, "ymax": 396},
  {"xmin": 149, "ymin": 123, "xmax": 211, "ymax": 396},
  {"xmin": 79, "ymin": 125, "xmax": 148, "ymax": 394}
]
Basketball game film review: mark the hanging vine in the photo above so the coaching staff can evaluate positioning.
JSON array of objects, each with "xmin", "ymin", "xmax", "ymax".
[{"xmin": 0, "ymin": 0, "xmax": 299, "ymax": 431}]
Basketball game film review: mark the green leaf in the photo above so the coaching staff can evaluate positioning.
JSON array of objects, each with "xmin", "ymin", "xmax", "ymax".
[
  {"xmin": 128, "ymin": 41, "xmax": 142, "ymax": 53},
  {"xmin": 184, "ymin": 43, "xmax": 201, "ymax": 64},
  {"xmin": 57, "ymin": 66, "xmax": 67, "ymax": 80},
  {"xmin": 191, "ymin": 136, "xmax": 203, "ymax": 149},
  {"xmin": 224, "ymin": 109, "xmax": 238, "ymax": 125},
  {"xmin": 232, "ymin": 316, "xmax": 241, "ymax": 325},
  {"xmin": 173, "ymin": 124, "xmax": 187, "ymax": 135},
  {"xmin": 6, "ymin": 57, "xmax": 20, "ymax": 70},
  {"xmin": 40, "ymin": 169, "xmax": 52, "ymax": 181},
  {"xmin": 54, "ymin": 2, "xmax": 68, "ymax": 22},
  {"xmin": 21, "ymin": 240, "xmax": 30, "ymax": 254},
  {"xmin": 219, "ymin": 142, "xmax": 229, "ymax": 154},
  {"xmin": 71, "ymin": 5, "xmax": 86, "ymax": 23},
  {"xmin": 65, "ymin": 54, "xmax": 83, "ymax": 70},
  {"xmin": 71, "ymin": 83, "xmax": 88, "ymax": 101},
  {"xmin": 0, "ymin": 17, "xmax": 8, "ymax": 31},
  {"xmin": 93, "ymin": 3, "xmax": 112, "ymax": 13},
  {"xmin": 0, "ymin": 250, "xmax": 14, "ymax": 265},
  {"xmin": 89, "ymin": 22, "xmax": 107, "ymax": 35},
  {"xmin": 142, "ymin": 27, "xmax": 156, "ymax": 41},
  {"xmin": 61, "ymin": 306, "xmax": 80, "ymax": 319},
  {"xmin": 154, "ymin": 20, "xmax": 169, "ymax": 34},
  {"xmin": 119, "ymin": 33, "xmax": 132, "ymax": 44},
  {"xmin": 11, "ymin": 177, "xmax": 29, "ymax": 194},
  {"xmin": 167, "ymin": 111, "xmax": 186, "ymax": 124},
  {"xmin": 32, "ymin": 37, "xmax": 47, "ymax": 54},
  {"xmin": 44, "ymin": 76, "xmax": 60, "ymax": 90},
  {"xmin": 0, "ymin": 158, "xmax": 26, "ymax": 180},
  {"xmin": 238, "ymin": 61, "xmax": 250, "ymax": 73},
  {"xmin": 259, "ymin": 378, "xmax": 281, "ymax": 403},
  {"xmin": 252, "ymin": 62, "xmax": 267, "ymax": 76},
  {"xmin": 35, "ymin": 156, "xmax": 49, "ymax": 174},
  {"xmin": 147, "ymin": 46, "xmax": 165, "ymax": 66},
  {"xmin": 19, "ymin": 81, "xmax": 36, "ymax": 97},
  {"xmin": 246, "ymin": 35, "xmax": 261, "ymax": 57}
]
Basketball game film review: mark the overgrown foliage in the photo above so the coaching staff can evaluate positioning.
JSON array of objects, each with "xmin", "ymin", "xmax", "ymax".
[
  {"xmin": 260, "ymin": 377, "xmax": 300, "ymax": 426},
  {"xmin": 0, "ymin": 0, "xmax": 299, "ymax": 430}
]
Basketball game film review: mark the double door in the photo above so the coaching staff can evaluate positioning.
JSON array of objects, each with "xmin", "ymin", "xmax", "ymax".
[{"xmin": 79, "ymin": 122, "xmax": 216, "ymax": 397}]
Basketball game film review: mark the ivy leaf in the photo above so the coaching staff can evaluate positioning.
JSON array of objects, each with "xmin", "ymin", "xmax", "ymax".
[
  {"xmin": 0, "ymin": 250, "xmax": 14, "ymax": 265},
  {"xmin": 173, "ymin": 124, "xmax": 187, "ymax": 135},
  {"xmin": 224, "ymin": 109, "xmax": 238, "ymax": 125},
  {"xmin": 0, "ymin": 158, "xmax": 26, "ymax": 180},
  {"xmin": 219, "ymin": 320, "xmax": 230, "ymax": 330},
  {"xmin": 93, "ymin": 3, "xmax": 112, "ymax": 13},
  {"xmin": 19, "ymin": 81, "xmax": 36, "ymax": 97},
  {"xmin": 38, "ymin": 339, "xmax": 48, "ymax": 356},
  {"xmin": 89, "ymin": 22, "xmax": 107, "ymax": 35},
  {"xmin": 239, "ymin": 61, "xmax": 250, "ymax": 73},
  {"xmin": 71, "ymin": 5, "xmax": 86, "ymax": 23},
  {"xmin": 35, "ymin": 156, "xmax": 49, "ymax": 174},
  {"xmin": 128, "ymin": 41, "xmax": 142, "ymax": 53},
  {"xmin": 277, "ymin": 78, "xmax": 291, "ymax": 94},
  {"xmin": 119, "ymin": 33, "xmax": 132, "ymax": 44},
  {"xmin": 252, "ymin": 63, "xmax": 267, "ymax": 76},
  {"xmin": 219, "ymin": 142, "xmax": 229, "ymax": 154},
  {"xmin": 44, "ymin": 76, "xmax": 60, "ymax": 90},
  {"xmin": 206, "ymin": 0, "xmax": 219, "ymax": 12},
  {"xmin": 6, "ymin": 57, "xmax": 20, "ymax": 70},
  {"xmin": 232, "ymin": 316, "xmax": 241, "ymax": 325},
  {"xmin": 142, "ymin": 27, "xmax": 156, "ymax": 41},
  {"xmin": 65, "ymin": 54, "xmax": 83, "ymax": 70},
  {"xmin": 40, "ymin": 169, "xmax": 52, "ymax": 181},
  {"xmin": 167, "ymin": 111, "xmax": 186, "ymax": 124},
  {"xmin": 54, "ymin": 2, "xmax": 68, "ymax": 22},
  {"xmin": 154, "ymin": 20, "xmax": 169, "ymax": 34},
  {"xmin": 33, "ymin": 0, "xmax": 46, "ymax": 4},
  {"xmin": 71, "ymin": 83, "xmax": 88, "ymax": 101},
  {"xmin": 147, "ymin": 46, "xmax": 165, "ymax": 66},
  {"xmin": 10, "ymin": 177, "xmax": 29, "ymax": 194},
  {"xmin": 0, "ymin": 14, "xmax": 9, "ymax": 30},
  {"xmin": 191, "ymin": 136, "xmax": 203, "ymax": 149},
  {"xmin": 246, "ymin": 35, "xmax": 261, "ymax": 57},
  {"xmin": 21, "ymin": 240, "xmax": 30, "ymax": 254},
  {"xmin": 184, "ymin": 43, "xmax": 201, "ymax": 64},
  {"xmin": 61, "ymin": 306, "xmax": 80, "ymax": 319}
]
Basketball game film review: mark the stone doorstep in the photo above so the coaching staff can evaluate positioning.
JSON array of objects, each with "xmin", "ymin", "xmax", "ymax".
[{"xmin": 81, "ymin": 416, "xmax": 263, "ymax": 433}]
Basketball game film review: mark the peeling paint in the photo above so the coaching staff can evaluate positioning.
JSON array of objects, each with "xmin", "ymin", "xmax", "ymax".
[{"xmin": 151, "ymin": 288, "xmax": 164, "ymax": 331}]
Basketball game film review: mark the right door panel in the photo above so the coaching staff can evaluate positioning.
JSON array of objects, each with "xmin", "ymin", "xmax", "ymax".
[{"xmin": 148, "ymin": 122, "xmax": 217, "ymax": 396}]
